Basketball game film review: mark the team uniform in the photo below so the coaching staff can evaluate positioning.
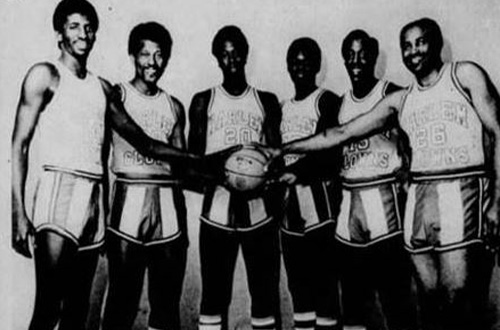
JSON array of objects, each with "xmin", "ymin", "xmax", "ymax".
[
  {"xmin": 104, "ymin": 82, "xmax": 187, "ymax": 330},
  {"xmin": 400, "ymin": 62, "xmax": 490, "ymax": 254},
  {"xmin": 280, "ymin": 88, "xmax": 341, "ymax": 330},
  {"xmin": 32, "ymin": 60, "xmax": 106, "ymax": 251},
  {"xmin": 337, "ymin": 80, "xmax": 415, "ymax": 330},
  {"xmin": 199, "ymin": 85, "xmax": 281, "ymax": 330}
]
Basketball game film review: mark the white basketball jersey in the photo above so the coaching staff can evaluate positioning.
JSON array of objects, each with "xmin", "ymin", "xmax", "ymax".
[
  {"xmin": 280, "ymin": 88, "xmax": 324, "ymax": 166},
  {"xmin": 37, "ymin": 61, "xmax": 106, "ymax": 175},
  {"xmin": 112, "ymin": 83, "xmax": 177, "ymax": 176},
  {"xmin": 339, "ymin": 80, "xmax": 402, "ymax": 182},
  {"xmin": 205, "ymin": 85, "xmax": 265, "ymax": 154},
  {"xmin": 400, "ymin": 63, "xmax": 485, "ymax": 175}
]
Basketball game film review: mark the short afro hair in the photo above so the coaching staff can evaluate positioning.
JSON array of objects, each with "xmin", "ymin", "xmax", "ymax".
[
  {"xmin": 128, "ymin": 22, "xmax": 172, "ymax": 59},
  {"xmin": 53, "ymin": 0, "xmax": 99, "ymax": 33},
  {"xmin": 341, "ymin": 29, "xmax": 379, "ymax": 62},
  {"xmin": 400, "ymin": 18, "xmax": 443, "ymax": 52},
  {"xmin": 287, "ymin": 37, "xmax": 322, "ymax": 71},
  {"xmin": 211, "ymin": 25, "xmax": 249, "ymax": 59}
]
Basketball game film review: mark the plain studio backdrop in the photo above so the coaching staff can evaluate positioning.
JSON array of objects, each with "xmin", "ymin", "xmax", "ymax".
[{"xmin": 2, "ymin": 0, "xmax": 500, "ymax": 329}]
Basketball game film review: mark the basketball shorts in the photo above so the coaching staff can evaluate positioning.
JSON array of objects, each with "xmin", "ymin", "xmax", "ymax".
[
  {"xmin": 32, "ymin": 166, "xmax": 105, "ymax": 251},
  {"xmin": 404, "ymin": 176, "xmax": 490, "ymax": 253},
  {"xmin": 281, "ymin": 180, "xmax": 340, "ymax": 235},
  {"xmin": 336, "ymin": 179, "xmax": 405, "ymax": 247},
  {"xmin": 107, "ymin": 177, "xmax": 187, "ymax": 246},
  {"xmin": 200, "ymin": 184, "xmax": 277, "ymax": 231}
]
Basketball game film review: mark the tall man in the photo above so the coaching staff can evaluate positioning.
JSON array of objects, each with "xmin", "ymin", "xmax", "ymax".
[
  {"xmin": 336, "ymin": 29, "xmax": 416, "ymax": 330},
  {"xmin": 274, "ymin": 18, "xmax": 500, "ymax": 330},
  {"xmin": 11, "ymin": 1, "xmax": 204, "ymax": 329},
  {"xmin": 101, "ymin": 22, "xmax": 188, "ymax": 330},
  {"xmin": 188, "ymin": 25, "xmax": 282, "ymax": 330},
  {"xmin": 279, "ymin": 37, "xmax": 342, "ymax": 330}
]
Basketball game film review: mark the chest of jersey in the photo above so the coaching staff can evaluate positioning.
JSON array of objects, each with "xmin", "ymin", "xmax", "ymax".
[
  {"xmin": 205, "ymin": 86, "xmax": 264, "ymax": 154},
  {"xmin": 338, "ymin": 81, "xmax": 401, "ymax": 182},
  {"xmin": 37, "ymin": 62, "xmax": 106, "ymax": 175},
  {"xmin": 112, "ymin": 83, "xmax": 177, "ymax": 175},
  {"xmin": 399, "ymin": 63, "xmax": 485, "ymax": 174}
]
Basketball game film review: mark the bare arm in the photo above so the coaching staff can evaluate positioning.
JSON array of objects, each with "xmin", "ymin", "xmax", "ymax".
[
  {"xmin": 187, "ymin": 90, "xmax": 211, "ymax": 155},
  {"xmin": 282, "ymin": 90, "xmax": 405, "ymax": 154},
  {"xmin": 258, "ymin": 90, "xmax": 282, "ymax": 148},
  {"xmin": 100, "ymin": 78, "xmax": 198, "ymax": 163},
  {"xmin": 456, "ymin": 61, "xmax": 500, "ymax": 243},
  {"xmin": 11, "ymin": 63, "xmax": 57, "ymax": 258}
]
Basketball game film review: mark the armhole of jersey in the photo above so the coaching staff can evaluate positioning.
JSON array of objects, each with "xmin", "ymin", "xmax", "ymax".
[
  {"xmin": 338, "ymin": 94, "xmax": 347, "ymax": 124},
  {"xmin": 314, "ymin": 89, "xmax": 325, "ymax": 118},
  {"xmin": 118, "ymin": 83, "xmax": 126, "ymax": 103},
  {"xmin": 253, "ymin": 88, "xmax": 266, "ymax": 118},
  {"xmin": 165, "ymin": 92, "xmax": 178, "ymax": 123},
  {"xmin": 397, "ymin": 86, "xmax": 412, "ymax": 122},
  {"xmin": 42, "ymin": 62, "xmax": 61, "ymax": 114},
  {"xmin": 381, "ymin": 80, "xmax": 389, "ymax": 98},
  {"xmin": 451, "ymin": 61, "xmax": 474, "ymax": 107},
  {"xmin": 207, "ymin": 87, "xmax": 215, "ymax": 115}
]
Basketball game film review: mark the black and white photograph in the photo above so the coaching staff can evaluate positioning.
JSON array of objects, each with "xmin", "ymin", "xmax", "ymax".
[{"xmin": 2, "ymin": 1, "xmax": 500, "ymax": 329}]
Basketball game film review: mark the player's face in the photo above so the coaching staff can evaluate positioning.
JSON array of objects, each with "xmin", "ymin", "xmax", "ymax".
[
  {"xmin": 58, "ymin": 13, "xmax": 96, "ymax": 59},
  {"xmin": 401, "ymin": 26, "xmax": 438, "ymax": 77},
  {"xmin": 288, "ymin": 49, "xmax": 319, "ymax": 85},
  {"xmin": 132, "ymin": 40, "xmax": 168, "ymax": 85},
  {"xmin": 217, "ymin": 40, "xmax": 246, "ymax": 76},
  {"xmin": 344, "ymin": 39, "xmax": 375, "ymax": 84}
]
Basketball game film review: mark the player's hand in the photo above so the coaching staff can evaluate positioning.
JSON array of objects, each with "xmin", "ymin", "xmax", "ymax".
[
  {"xmin": 257, "ymin": 144, "xmax": 282, "ymax": 161},
  {"xmin": 200, "ymin": 144, "xmax": 245, "ymax": 182},
  {"xmin": 278, "ymin": 172, "xmax": 298, "ymax": 185},
  {"xmin": 484, "ymin": 204, "xmax": 500, "ymax": 253},
  {"xmin": 12, "ymin": 212, "xmax": 35, "ymax": 258}
]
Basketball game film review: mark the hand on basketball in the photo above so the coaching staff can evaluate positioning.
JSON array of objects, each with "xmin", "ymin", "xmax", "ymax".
[
  {"xmin": 201, "ymin": 144, "xmax": 245, "ymax": 182},
  {"xmin": 278, "ymin": 172, "xmax": 298, "ymax": 185},
  {"xmin": 12, "ymin": 212, "xmax": 35, "ymax": 258}
]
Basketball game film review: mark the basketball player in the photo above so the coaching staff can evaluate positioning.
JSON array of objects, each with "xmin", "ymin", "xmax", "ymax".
[
  {"xmin": 100, "ymin": 22, "xmax": 188, "ymax": 330},
  {"xmin": 11, "ymin": 1, "xmax": 206, "ymax": 329},
  {"xmin": 272, "ymin": 18, "xmax": 500, "ymax": 330},
  {"xmin": 188, "ymin": 25, "xmax": 282, "ymax": 330},
  {"xmin": 334, "ymin": 30, "xmax": 416, "ymax": 330},
  {"xmin": 279, "ymin": 37, "xmax": 342, "ymax": 330}
]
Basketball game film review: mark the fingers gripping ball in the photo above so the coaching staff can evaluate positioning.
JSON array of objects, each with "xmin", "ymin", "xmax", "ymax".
[{"xmin": 224, "ymin": 145, "xmax": 269, "ymax": 192}]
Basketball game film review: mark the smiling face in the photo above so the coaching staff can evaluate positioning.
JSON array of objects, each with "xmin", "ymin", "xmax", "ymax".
[
  {"xmin": 401, "ymin": 25, "xmax": 440, "ymax": 78},
  {"xmin": 216, "ymin": 39, "xmax": 247, "ymax": 77},
  {"xmin": 287, "ymin": 48, "xmax": 319, "ymax": 86},
  {"xmin": 344, "ymin": 38, "xmax": 376, "ymax": 84},
  {"xmin": 132, "ymin": 39, "xmax": 168, "ymax": 86},
  {"xmin": 58, "ymin": 13, "xmax": 96, "ymax": 59}
]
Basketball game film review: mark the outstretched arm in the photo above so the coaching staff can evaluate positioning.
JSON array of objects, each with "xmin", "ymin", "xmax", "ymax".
[
  {"xmin": 282, "ymin": 90, "xmax": 404, "ymax": 155},
  {"xmin": 101, "ymin": 78, "xmax": 198, "ymax": 163},
  {"xmin": 12, "ymin": 63, "xmax": 57, "ymax": 258},
  {"xmin": 456, "ymin": 61, "xmax": 500, "ymax": 245}
]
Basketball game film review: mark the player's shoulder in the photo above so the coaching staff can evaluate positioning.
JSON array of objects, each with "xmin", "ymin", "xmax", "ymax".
[
  {"xmin": 191, "ymin": 88, "xmax": 213, "ymax": 103},
  {"xmin": 384, "ymin": 81, "xmax": 405, "ymax": 96},
  {"xmin": 454, "ymin": 60, "xmax": 489, "ymax": 86},
  {"xmin": 254, "ymin": 88, "xmax": 279, "ymax": 106},
  {"xmin": 24, "ymin": 62, "xmax": 60, "ymax": 88},
  {"xmin": 318, "ymin": 88, "xmax": 341, "ymax": 104}
]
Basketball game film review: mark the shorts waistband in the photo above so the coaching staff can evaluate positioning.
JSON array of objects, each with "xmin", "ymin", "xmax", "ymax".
[
  {"xmin": 411, "ymin": 169, "xmax": 487, "ymax": 182},
  {"xmin": 43, "ymin": 165, "xmax": 102, "ymax": 181},
  {"xmin": 115, "ymin": 173, "xmax": 180, "ymax": 185},
  {"xmin": 342, "ymin": 176, "xmax": 397, "ymax": 189}
]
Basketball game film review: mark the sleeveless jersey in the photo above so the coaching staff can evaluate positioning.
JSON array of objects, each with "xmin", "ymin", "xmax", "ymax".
[
  {"xmin": 111, "ymin": 83, "xmax": 177, "ymax": 176},
  {"xmin": 205, "ymin": 85, "xmax": 265, "ymax": 154},
  {"xmin": 37, "ymin": 61, "xmax": 106, "ymax": 175},
  {"xmin": 399, "ymin": 62, "xmax": 485, "ymax": 176},
  {"xmin": 280, "ymin": 88, "xmax": 324, "ymax": 166},
  {"xmin": 338, "ymin": 80, "xmax": 402, "ymax": 183}
]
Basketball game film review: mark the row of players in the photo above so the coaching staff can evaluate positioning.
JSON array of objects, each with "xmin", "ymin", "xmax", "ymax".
[{"xmin": 11, "ymin": 0, "xmax": 500, "ymax": 330}]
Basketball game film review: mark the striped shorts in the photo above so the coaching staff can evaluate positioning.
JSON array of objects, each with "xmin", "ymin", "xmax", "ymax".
[
  {"xmin": 404, "ymin": 175, "xmax": 490, "ymax": 253},
  {"xmin": 336, "ymin": 179, "xmax": 405, "ymax": 247},
  {"xmin": 281, "ymin": 180, "xmax": 339, "ymax": 235},
  {"xmin": 32, "ymin": 166, "xmax": 105, "ymax": 251},
  {"xmin": 107, "ymin": 177, "xmax": 187, "ymax": 246}
]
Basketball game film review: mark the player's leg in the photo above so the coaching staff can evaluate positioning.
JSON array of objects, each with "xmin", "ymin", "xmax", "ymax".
[
  {"xmin": 146, "ymin": 237, "xmax": 188, "ymax": 330},
  {"xmin": 199, "ymin": 221, "xmax": 239, "ymax": 330},
  {"xmin": 241, "ymin": 221, "xmax": 281, "ymax": 330},
  {"xmin": 101, "ymin": 234, "xmax": 147, "ymax": 330},
  {"xmin": 29, "ymin": 231, "xmax": 78, "ymax": 330},
  {"xmin": 58, "ymin": 247, "xmax": 99, "ymax": 330},
  {"xmin": 373, "ymin": 237, "xmax": 417, "ymax": 330},
  {"xmin": 338, "ymin": 243, "xmax": 376, "ymax": 330},
  {"xmin": 410, "ymin": 252, "xmax": 440, "ymax": 330},
  {"xmin": 281, "ymin": 230, "xmax": 315, "ymax": 330},
  {"xmin": 310, "ymin": 224, "xmax": 341, "ymax": 330}
]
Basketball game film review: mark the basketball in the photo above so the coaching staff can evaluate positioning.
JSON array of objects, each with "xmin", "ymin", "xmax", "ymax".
[{"xmin": 224, "ymin": 145, "xmax": 269, "ymax": 192}]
